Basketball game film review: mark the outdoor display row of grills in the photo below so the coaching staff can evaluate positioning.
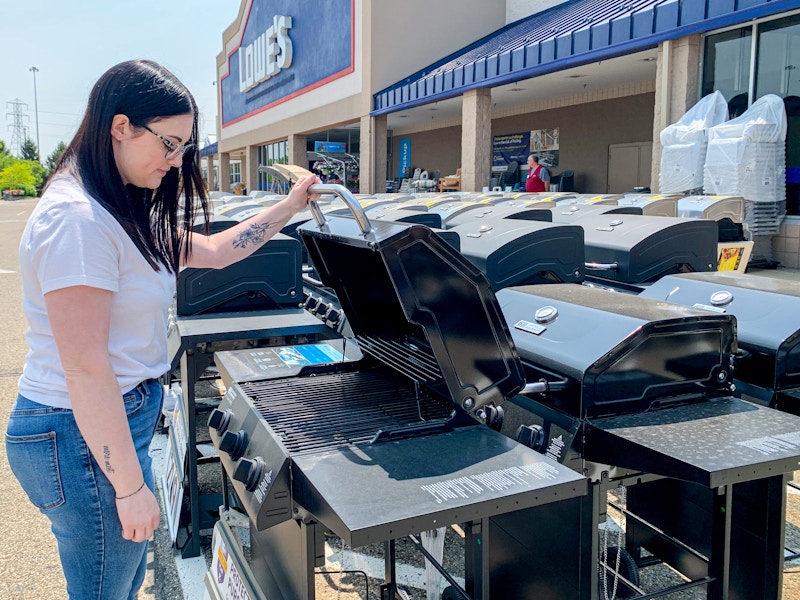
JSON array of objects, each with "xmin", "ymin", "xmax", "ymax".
[
  {"xmin": 208, "ymin": 187, "xmax": 589, "ymax": 599},
  {"xmin": 198, "ymin": 185, "xmax": 800, "ymax": 599}
]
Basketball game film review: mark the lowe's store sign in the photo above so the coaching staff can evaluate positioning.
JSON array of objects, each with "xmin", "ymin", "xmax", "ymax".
[{"xmin": 222, "ymin": 0, "xmax": 354, "ymax": 126}]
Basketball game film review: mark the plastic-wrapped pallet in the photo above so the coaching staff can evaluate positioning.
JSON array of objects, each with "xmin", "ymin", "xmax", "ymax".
[
  {"xmin": 704, "ymin": 94, "xmax": 787, "ymax": 201},
  {"xmin": 659, "ymin": 91, "xmax": 728, "ymax": 193},
  {"xmin": 703, "ymin": 94, "xmax": 787, "ymax": 260}
]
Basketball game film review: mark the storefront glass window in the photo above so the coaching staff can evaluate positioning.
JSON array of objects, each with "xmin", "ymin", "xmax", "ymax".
[
  {"xmin": 704, "ymin": 15, "xmax": 800, "ymax": 216},
  {"xmin": 702, "ymin": 28, "xmax": 752, "ymax": 117},
  {"xmin": 256, "ymin": 141, "xmax": 289, "ymax": 191},
  {"xmin": 756, "ymin": 14, "xmax": 800, "ymax": 98},
  {"xmin": 757, "ymin": 14, "xmax": 800, "ymax": 215}
]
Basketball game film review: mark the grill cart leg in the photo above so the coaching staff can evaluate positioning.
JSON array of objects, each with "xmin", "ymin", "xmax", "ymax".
[
  {"xmin": 249, "ymin": 518, "xmax": 325, "ymax": 600},
  {"xmin": 481, "ymin": 491, "xmax": 596, "ymax": 599},
  {"xmin": 627, "ymin": 475, "xmax": 787, "ymax": 600},
  {"xmin": 465, "ymin": 519, "xmax": 490, "ymax": 600}
]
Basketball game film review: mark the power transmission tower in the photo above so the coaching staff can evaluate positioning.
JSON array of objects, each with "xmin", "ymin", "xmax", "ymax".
[{"xmin": 6, "ymin": 99, "xmax": 30, "ymax": 157}]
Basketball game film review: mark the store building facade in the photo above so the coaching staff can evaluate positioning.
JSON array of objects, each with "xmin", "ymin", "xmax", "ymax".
[{"xmin": 208, "ymin": 0, "xmax": 800, "ymax": 264}]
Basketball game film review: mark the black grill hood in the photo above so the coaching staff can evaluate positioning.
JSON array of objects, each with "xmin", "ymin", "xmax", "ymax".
[
  {"xmin": 298, "ymin": 192, "xmax": 525, "ymax": 416},
  {"xmin": 581, "ymin": 214, "xmax": 718, "ymax": 284},
  {"xmin": 497, "ymin": 284, "xmax": 735, "ymax": 419},
  {"xmin": 450, "ymin": 219, "xmax": 585, "ymax": 290},
  {"xmin": 641, "ymin": 272, "xmax": 800, "ymax": 397}
]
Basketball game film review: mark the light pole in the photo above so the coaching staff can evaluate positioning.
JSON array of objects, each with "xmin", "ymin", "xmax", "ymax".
[{"xmin": 29, "ymin": 66, "xmax": 40, "ymax": 160}]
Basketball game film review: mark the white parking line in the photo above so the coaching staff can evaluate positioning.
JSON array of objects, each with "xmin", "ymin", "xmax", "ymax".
[{"xmin": 0, "ymin": 269, "xmax": 16, "ymax": 274}]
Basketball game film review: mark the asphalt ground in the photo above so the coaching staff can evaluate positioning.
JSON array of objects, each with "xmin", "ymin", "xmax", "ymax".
[{"xmin": 1, "ymin": 195, "xmax": 800, "ymax": 599}]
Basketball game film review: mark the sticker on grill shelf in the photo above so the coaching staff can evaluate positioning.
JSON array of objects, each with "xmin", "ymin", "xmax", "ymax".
[
  {"xmin": 247, "ymin": 343, "xmax": 345, "ymax": 368},
  {"xmin": 514, "ymin": 319, "xmax": 546, "ymax": 335},
  {"xmin": 736, "ymin": 431, "xmax": 800, "ymax": 455},
  {"xmin": 420, "ymin": 463, "xmax": 562, "ymax": 504}
]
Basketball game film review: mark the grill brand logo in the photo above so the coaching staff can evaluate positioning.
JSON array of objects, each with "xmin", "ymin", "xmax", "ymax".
[
  {"xmin": 254, "ymin": 469, "xmax": 274, "ymax": 504},
  {"xmin": 238, "ymin": 15, "xmax": 293, "ymax": 93}
]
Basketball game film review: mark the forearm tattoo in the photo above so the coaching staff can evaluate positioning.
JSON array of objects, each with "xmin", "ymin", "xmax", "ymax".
[
  {"xmin": 103, "ymin": 446, "xmax": 115, "ymax": 474},
  {"xmin": 232, "ymin": 222, "xmax": 276, "ymax": 249}
]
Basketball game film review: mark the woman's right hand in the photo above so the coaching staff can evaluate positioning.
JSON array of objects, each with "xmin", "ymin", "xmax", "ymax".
[
  {"xmin": 285, "ymin": 174, "xmax": 322, "ymax": 213},
  {"xmin": 116, "ymin": 485, "xmax": 160, "ymax": 543}
]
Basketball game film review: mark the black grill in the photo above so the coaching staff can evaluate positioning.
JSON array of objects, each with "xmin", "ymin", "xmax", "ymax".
[{"xmin": 495, "ymin": 282, "xmax": 800, "ymax": 599}]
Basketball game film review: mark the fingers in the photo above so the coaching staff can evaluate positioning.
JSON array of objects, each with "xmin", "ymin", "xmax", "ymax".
[
  {"xmin": 117, "ymin": 489, "xmax": 160, "ymax": 543},
  {"xmin": 291, "ymin": 175, "xmax": 322, "ymax": 206}
]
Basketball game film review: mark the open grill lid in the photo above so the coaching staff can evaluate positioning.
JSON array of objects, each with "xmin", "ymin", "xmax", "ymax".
[
  {"xmin": 297, "ymin": 186, "xmax": 526, "ymax": 416},
  {"xmin": 496, "ymin": 284, "xmax": 736, "ymax": 419}
]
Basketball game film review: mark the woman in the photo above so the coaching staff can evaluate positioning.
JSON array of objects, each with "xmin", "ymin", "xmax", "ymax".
[{"xmin": 4, "ymin": 59, "xmax": 319, "ymax": 599}]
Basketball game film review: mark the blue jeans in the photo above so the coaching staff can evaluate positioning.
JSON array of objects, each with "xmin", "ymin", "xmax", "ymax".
[{"xmin": 5, "ymin": 379, "xmax": 163, "ymax": 600}]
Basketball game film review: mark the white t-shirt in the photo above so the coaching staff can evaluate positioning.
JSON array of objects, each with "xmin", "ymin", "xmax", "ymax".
[{"xmin": 18, "ymin": 175, "xmax": 176, "ymax": 408}]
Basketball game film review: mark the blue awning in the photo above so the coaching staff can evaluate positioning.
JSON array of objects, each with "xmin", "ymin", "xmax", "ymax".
[
  {"xmin": 199, "ymin": 141, "xmax": 218, "ymax": 158},
  {"xmin": 373, "ymin": 0, "xmax": 799, "ymax": 115}
]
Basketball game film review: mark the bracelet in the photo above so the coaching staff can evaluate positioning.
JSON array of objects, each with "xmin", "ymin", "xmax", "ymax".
[{"xmin": 115, "ymin": 481, "xmax": 145, "ymax": 500}]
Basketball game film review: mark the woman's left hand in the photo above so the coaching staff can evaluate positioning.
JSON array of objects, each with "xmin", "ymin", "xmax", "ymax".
[{"xmin": 286, "ymin": 174, "xmax": 322, "ymax": 212}]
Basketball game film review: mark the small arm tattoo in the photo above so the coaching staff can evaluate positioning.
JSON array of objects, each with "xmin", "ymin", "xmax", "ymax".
[
  {"xmin": 103, "ymin": 446, "xmax": 115, "ymax": 474},
  {"xmin": 232, "ymin": 222, "xmax": 276, "ymax": 249}
]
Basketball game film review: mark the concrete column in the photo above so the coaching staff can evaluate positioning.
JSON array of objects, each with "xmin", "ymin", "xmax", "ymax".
[
  {"xmin": 205, "ymin": 155, "xmax": 215, "ymax": 191},
  {"xmin": 359, "ymin": 114, "xmax": 387, "ymax": 194},
  {"xmin": 461, "ymin": 88, "xmax": 493, "ymax": 192},
  {"xmin": 219, "ymin": 152, "xmax": 231, "ymax": 193},
  {"xmin": 246, "ymin": 144, "xmax": 259, "ymax": 193},
  {"xmin": 288, "ymin": 134, "xmax": 307, "ymax": 170},
  {"xmin": 650, "ymin": 35, "xmax": 702, "ymax": 191}
]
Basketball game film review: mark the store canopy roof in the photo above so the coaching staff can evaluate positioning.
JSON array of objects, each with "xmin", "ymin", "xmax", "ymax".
[
  {"xmin": 372, "ymin": 0, "xmax": 796, "ymax": 115},
  {"xmin": 199, "ymin": 141, "xmax": 218, "ymax": 158}
]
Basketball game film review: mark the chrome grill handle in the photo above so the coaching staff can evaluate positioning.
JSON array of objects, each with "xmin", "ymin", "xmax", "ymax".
[
  {"xmin": 585, "ymin": 261, "xmax": 619, "ymax": 271},
  {"xmin": 307, "ymin": 184, "xmax": 373, "ymax": 235}
]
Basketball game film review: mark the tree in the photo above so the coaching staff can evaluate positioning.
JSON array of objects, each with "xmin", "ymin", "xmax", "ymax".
[
  {"xmin": 0, "ymin": 161, "xmax": 37, "ymax": 194},
  {"xmin": 20, "ymin": 137, "xmax": 39, "ymax": 162},
  {"xmin": 0, "ymin": 140, "xmax": 8, "ymax": 156},
  {"xmin": 45, "ymin": 141, "xmax": 67, "ymax": 174}
]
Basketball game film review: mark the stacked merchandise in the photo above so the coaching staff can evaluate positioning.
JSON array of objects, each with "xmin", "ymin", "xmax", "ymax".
[
  {"xmin": 659, "ymin": 90, "xmax": 728, "ymax": 194},
  {"xmin": 704, "ymin": 94, "xmax": 787, "ymax": 262}
]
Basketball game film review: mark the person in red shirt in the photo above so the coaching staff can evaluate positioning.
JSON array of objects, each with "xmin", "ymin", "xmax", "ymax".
[{"xmin": 525, "ymin": 153, "xmax": 550, "ymax": 192}]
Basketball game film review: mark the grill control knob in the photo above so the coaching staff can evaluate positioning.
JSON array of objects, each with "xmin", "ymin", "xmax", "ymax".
[
  {"xmin": 233, "ymin": 457, "xmax": 265, "ymax": 492},
  {"xmin": 517, "ymin": 424, "xmax": 547, "ymax": 452},
  {"xmin": 219, "ymin": 430, "xmax": 249, "ymax": 461},
  {"xmin": 315, "ymin": 302, "xmax": 330, "ymax": 317},
  {"xmin": 207, "ymin": 408, "xmax": 232, "ymax": 433},
  {"xmin": 305, "ymin": 296, "xmax": 319, "ymax": 312}
]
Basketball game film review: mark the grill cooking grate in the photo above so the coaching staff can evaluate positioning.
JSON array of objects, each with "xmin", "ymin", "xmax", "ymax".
[
  {"xmin": 240, "ymin": 369, "xmax": 452, "ymax": 455},
  {"xmin": 355, "ymin": 334, "xmax": 443, "ymax": 383}
]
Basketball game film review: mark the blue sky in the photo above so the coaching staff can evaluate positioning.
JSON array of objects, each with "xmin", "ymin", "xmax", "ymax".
[{"xmin": 0, "ymin": 0, "xmax": 240, "ymax": 160}]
